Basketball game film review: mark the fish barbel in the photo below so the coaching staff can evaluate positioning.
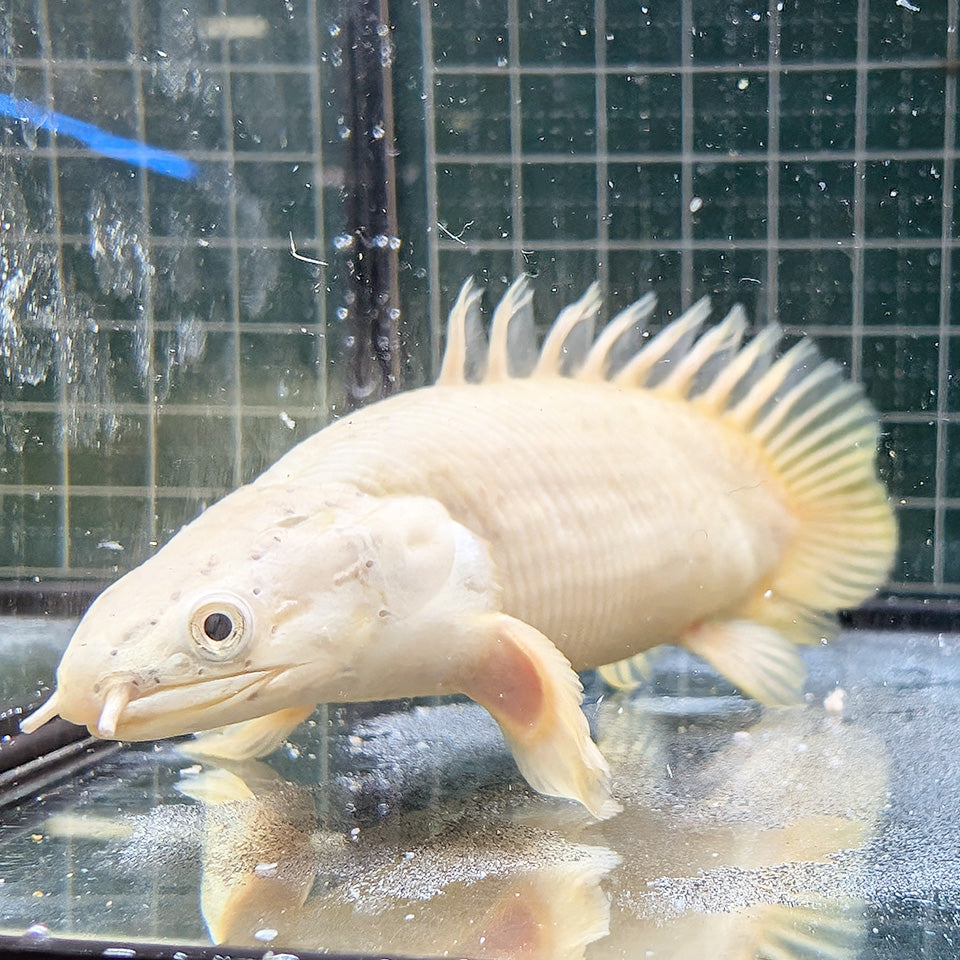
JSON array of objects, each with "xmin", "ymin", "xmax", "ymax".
[{"xmin": 22, "ymin": 278, "xmax": 896, "ymax": 819}]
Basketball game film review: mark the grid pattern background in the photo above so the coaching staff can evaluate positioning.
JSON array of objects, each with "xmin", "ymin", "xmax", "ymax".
[
  {"xmin": 0, "ymin": 0, "xmax": 341, "ymax": 582},
  {"xmin": 419, "ymin": 0, "xmax": 960, "ymax": 597},
  {"xmin": 0, "ymin": 0, "xmax": 958, "ymax": 598}
]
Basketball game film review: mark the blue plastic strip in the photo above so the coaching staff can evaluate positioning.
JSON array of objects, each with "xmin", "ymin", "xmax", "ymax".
[{"xmin": 0, "ymin": 92, "xmax": 199, "ymax": 181}]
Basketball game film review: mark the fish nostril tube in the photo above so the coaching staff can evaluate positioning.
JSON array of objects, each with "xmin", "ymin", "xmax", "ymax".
[
  {"xmin": 19, "ymin": 692, "xmax": 62, "ymax": 733},
  {"xmin": 96, "ymin": 683, "xmax": 134, "ymax": 738}
]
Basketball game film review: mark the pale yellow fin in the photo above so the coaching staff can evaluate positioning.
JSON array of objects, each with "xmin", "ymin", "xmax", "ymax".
[
  {"xmin": 461, "ymin": 613, "xmax": 620, "ymax": 819},
  {"xmin": 577, "ymin": 290, "xmax": 657, "ymax": 380},
  {"xmin": 175, "ymin": 767, "xmax": 256, "ymax": 805},
  {"xmin": 695, "ymin": 322, "xmax": 781, "ymax": 412},
  {"xmin": 486, "ymin": 276, "xmax": 535, "ymax": 380},
  {"xmin": 655, "ymin": 304, "xmax": 747, "ymax": 398},
  {"xmin": 183, "ymin": 704, "xmax": 316, "ymax": 761},
  {"xmin": 437, "ymin": 278, "xmax": 484, "ymax": 385},
  {"xmin": 612, "ymin": 296, "xmax": 712, "ymax": 387},
  {"xmin": 729, "ymin": 343, "xmax": 896, "ymax": 630},
  {"xmin": 752, "ymin": 900, "xmax": 865, "ymax": 960},
  {"xmin": 680, "ymin": 619, "xmax": 805, "ymax": 706},
  {"xmin": 534, "ymin": 281, "xmax": 602, "ymax": 376},
  {"xmin": 597, "ymin": 651, "xmax": 652, "ymax": 691}
]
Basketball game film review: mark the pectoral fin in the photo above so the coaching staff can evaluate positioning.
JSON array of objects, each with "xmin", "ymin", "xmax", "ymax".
[
  {"xmin": 680, "ymin": 619, "xmax": 805, "ymax": 706},
  {"xmin": 183, "ymin": 703, "xmax": 316, "ymax": 761},
  {"xmin": 461, "ymin": 613, "xmax": 620, "ymax": 820}
]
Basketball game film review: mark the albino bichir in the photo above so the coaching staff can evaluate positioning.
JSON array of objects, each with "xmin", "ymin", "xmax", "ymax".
[{"xmin": 22, "ymin": 277, "xmax": 897, "ymax": 819}]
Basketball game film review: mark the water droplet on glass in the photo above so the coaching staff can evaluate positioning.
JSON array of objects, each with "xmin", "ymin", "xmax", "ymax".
[
  {"xmin": 373, "ymin": 234, "xmax": 389, "ymax": 248},
  {"xmin": 328, "ymin": 22, "xmax": 341, "ymax": 37},
  {"xmin": 333, "ymin": 233, "xmax": 354, "ymax": 251},
  {"xmin": 388, "ymin": 235, "xmax": 402, "ymax": 250},
  {"xmin": 331, "ymin": 45, "xmax": 343, "ymax": 67},
  {"xmin": 376, "ymin": 21, "xmax": 389, "ymax": 37},
  {"xmin": 689, "ymin": 196, "xmax": 704, "ymax": 213},
  {"xmin": 371, "ymin": 122, "xmax": 385, "ymax": 140},
  {"xmin": 497, "ymin": 56, "xmax": 508, "ymax": 67},
  {"xmin": 24, "ymin": 925, "xmax": 50, "ymax": 939},
  {"xmin": 336, "ymin": 306, "xmax": 349, "ymax": 320},
  {"xmin": 388, "ymin": 307, "xmax": 401, "ymax": 320}
]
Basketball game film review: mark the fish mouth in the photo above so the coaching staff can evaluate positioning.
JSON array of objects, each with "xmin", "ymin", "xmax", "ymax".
[
  {"xmin": 107, "ymin": 667, "xmax": 284, "ymax": 740},
  {"xmin": 21, "ymin": 668, "xmax": 290, "ymax": 742},
  {"xmin": 95, "ymin": 668, "xmax": 288, "ymax": 742}
]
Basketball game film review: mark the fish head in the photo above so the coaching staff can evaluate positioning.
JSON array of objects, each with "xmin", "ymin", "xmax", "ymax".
[{"xmin": 22, "ymin": 485, "xmax": 482, "ymax": 742}]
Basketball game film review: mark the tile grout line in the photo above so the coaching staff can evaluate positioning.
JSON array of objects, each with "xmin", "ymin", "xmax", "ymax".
[
  {"xmin": 506, "ymin": 0, "xmax": 525, "ymax": 277},
  {"xmin": 304, "ymin": 0, "xmax": 330, "ymax": 422},
  {"xmin": 128, "ymin": 0, "xmax": 158, "ymax": 556},
  {"xmin": 765, "ymin": 3, "xmax": 782, "ymax": 324},
  {"xmin": 33, "ymin": 0, "xmax": 70, "ymax": 573},
  {"xmin": 217, "ymin": 0, "xmax": 244, "ymax": 489},
  {"xmin": 679, "ymin": 0, "xmax": 695, "ymax": 309},
  {"xmin": 933, "ymin": 0, "xmax": 958, "ymax": 587},
  {"xmin": 418, "ymin": 0, "xmax": 442, "ymax": 375},
  {"xmin": 851, "ymin": 0, "xmax": 869, "ymax": 386},
  {"xmin": 593, "ymin": 0, "xmax": 609, "ymax": 300}
]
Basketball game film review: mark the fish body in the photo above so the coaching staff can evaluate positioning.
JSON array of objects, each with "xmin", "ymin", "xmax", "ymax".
[
  {"xmin": 263, "ymin": 377, "xmax": 792, "ymax": 671},
  {"xmin": 22, "ymin": 278, "xmax": 897, "ymax": 819}
]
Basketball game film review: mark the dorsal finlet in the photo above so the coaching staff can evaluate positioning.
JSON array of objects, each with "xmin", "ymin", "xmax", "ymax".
[
  {"xmin": 727, "ymin": 340, "xmax": 820, "ymax": 430},
  {"xmin": 695, "ymin": 323, "xmax": 781, "ymax": 412},
  {"xmin": 487, "ymin": 276, "xmax": 534, "ymax": 381},
  {"xmin": 612, "ymin": 296, "xmax": 711, "ymax": 388},
  {"xmin": 654, "ymin": 305, "xmax": 747, "ymax": 398},
  {"xmin": 534, "ymin": 282, "xmax": 602, "ymax": 377},
  {"xmin": 437, "ymin": 278, "xmax": 483, "ymax": 385},
  {"xmin": 578, "ymin": 291, "xmax": 657, "ymax": 381}
]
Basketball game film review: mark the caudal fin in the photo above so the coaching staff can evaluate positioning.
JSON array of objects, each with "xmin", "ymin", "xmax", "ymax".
[{"xmin": 724, "ymin": 339, "xmax": 897, "ymax": 642}]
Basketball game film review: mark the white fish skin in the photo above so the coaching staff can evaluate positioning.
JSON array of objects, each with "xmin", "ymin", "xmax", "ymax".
[{"xmin": 21, "ymin": 278, "xmax": 896, "ymax": 820}]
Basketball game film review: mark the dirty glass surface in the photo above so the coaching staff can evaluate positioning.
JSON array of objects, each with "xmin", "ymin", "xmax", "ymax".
[
  {"xmin": 1, "ymin": 2, "xmax": 959, "ymax": 960},
  {"xmin": 0, "ymin": 0, "xmax": 957, "ymax": 598},
  {"xmin": 2, "ymin": 621, "xmax": 960, "ymax": 959}
]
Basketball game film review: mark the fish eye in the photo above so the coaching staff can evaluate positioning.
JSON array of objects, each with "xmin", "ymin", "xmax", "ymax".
[
  {"xmin": 203, "ymin": 612, "xmax": 233, "ymax": 642},
  {"xmin": 189, "ymin": 596, "xmax": 251, "ymax": 659}
]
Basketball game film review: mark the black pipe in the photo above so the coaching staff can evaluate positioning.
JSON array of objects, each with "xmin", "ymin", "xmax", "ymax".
[{"xmin": 337, "ymin": 0, "xmax": 403, "ymax": 407}]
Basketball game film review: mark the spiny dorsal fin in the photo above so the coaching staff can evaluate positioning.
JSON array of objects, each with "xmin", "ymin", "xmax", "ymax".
[
  {"xmin": 487, "ymin": 276, "xmax": 536, "ymax": 380},
  {"xmin": 437, "ymin": 278, "xmax": 484, "ymax": 385},
  {"xmin": 534, "ymin": 282, "xmax": 602, "ymax": 376},
  {"xmin": 577, "ymin": 291, "xmax": 657, "ymax": 380},
  {"xmin": 612, "ymin": 296, "xmax": 712, "ymax": 387},
  {"xmin": 695, "ymin": 322, "xmax": 781, "ymax": 412},
  {"xmin": 654, "ymin": 304, "xmax": 747, "ymax": 398}
]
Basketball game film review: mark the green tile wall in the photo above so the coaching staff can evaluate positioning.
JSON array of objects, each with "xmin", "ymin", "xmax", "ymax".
[{"xmin": 1, "ymin": 0, "xmax": 959, "ymax": 598}]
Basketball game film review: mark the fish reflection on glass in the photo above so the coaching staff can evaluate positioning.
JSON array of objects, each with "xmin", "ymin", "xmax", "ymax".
[
  {"xmin": 184, "ymin": 701, "xmax": 883, "ymax": 960},
  {"xmin": 23, "ymin": 277, "xmax": 896, "ymax": 818},
  {"xmin": 595, "ymin": 702, "xmax": 888, "ymax": 960},
  {"xmin": 175, "ymin": 763, "xmax": 617, "ymax": 959},
  {"xmin": 33, "ymin": 695, "xmax": 886, "ymax": 960}
]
